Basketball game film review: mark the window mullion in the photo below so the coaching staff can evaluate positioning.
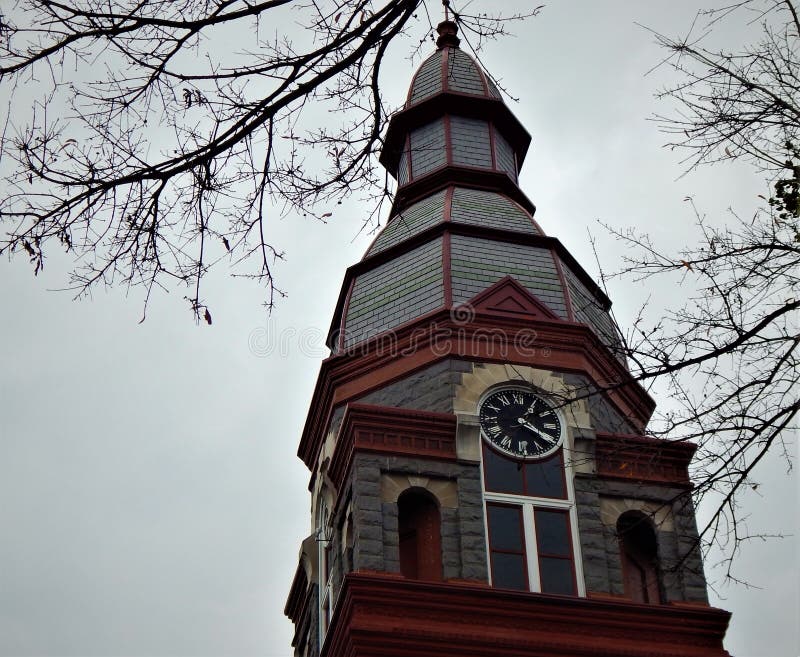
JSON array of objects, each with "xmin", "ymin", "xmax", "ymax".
[{"xmin": 522, "ymin": 503, "xmax": 540, "ymax": 592}]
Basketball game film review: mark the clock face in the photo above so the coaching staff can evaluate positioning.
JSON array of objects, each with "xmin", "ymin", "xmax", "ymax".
[{"xmin": 479, "ymin": 387, "xmax": 563, "ymax": 460}]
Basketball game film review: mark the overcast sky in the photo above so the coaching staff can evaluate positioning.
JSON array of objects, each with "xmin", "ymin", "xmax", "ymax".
[{"xmin": 0, "ymin": 2, "xmax": 797, "ymax": 656}]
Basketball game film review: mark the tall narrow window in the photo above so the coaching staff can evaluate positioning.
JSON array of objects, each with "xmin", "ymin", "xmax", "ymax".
[
  {"xmin": 618, "ymin": 512, "xmax": 662, "ymax": 604},
  {"xmin": 486, "ymin": 503, "xmax": 528, "ymax": 590},
  {"xmin": 482, "ymin": 442, "xmax": 581, "ymax": 595},
  {"xmin": 534, "ymin": 508, "xmax": 577, "ymax": 595},
  {"xmin": 398, "ymin": 489, "xmax": 442, "ymax": 581}
]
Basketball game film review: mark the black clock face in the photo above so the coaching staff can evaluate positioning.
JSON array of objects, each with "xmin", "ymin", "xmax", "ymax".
[{"xmin": 479, "ymin": 388, "xmax": 563, "ymax": 459}]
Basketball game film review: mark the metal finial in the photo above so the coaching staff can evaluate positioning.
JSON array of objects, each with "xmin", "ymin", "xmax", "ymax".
[{"xmin": 435, "ymin": 19, "xmax": 460, "ymax": 49}]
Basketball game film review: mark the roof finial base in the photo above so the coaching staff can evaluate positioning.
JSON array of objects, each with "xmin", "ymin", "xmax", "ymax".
[{"xmin": 436, "ymin": 20, "xmax": 460, "ymax": 49}]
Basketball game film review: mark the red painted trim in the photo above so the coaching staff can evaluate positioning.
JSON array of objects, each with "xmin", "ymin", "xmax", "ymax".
[
  {"xmin": 595, "ymin": 432, "xmax": 697, "ymax": 487},
  {"xmin": 441, "ymin": 44, "xmax": 450, "ymax": 92},
  {"xmin": 552, "ymin": 249, "xmax": 576, "ymax": 322},
  {"xmin": 442, "ymin": 187, "xmax": 454, "ymax": 306},
  {"xmin": 328, "ymin": 404, "xmax": 458, "ymax": 489},
  {"xmin": 488, "ymin": 121, "xmax": 498, "ymax": 171},
  {"xmin": 323, "ymin": 573, "xmax": 732, "ymax": 657},
  {"xmin": 443, "ymin": 186, "xmax": 454, "ymax": 222},
  {"xmin": 442, "ymin": 236, "xmax": 453, "ymax": 309},
  {"xmin": 284, "ymin": 562, "xmax": 308, "ymax": 621},
  {"xmin": 469, "ymin": 275, "xmax": 560, "ymax": 321},
  {"xmin": 474, "ymin": 54, "xmax": 491, "ymax": 96},
  {"xmin": 444, "ymin": 114, "xmax": 453, "ymax": 166},
  {"xmin": 302, "ymin": 310, "xmax": 657, "ymax": 470}
]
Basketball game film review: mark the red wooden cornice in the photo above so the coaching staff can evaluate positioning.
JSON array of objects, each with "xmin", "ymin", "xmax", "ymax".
[
  {"xmin": 300, "ymin": 309, "xmax": 656, "ymax": 472},
  {"xmin": 596, "ymin": 432, "xmax": 697, "ymax": 488},
  {"xmin": 323, "ymin": 573, "xmax": 731, "ymax": 657},
  {"xmin": 328, "ymin": 403, "xmax": 458, "ymax": 490},
  {"xmin": 284, "ymin": 562, "xmax": 308, "ymax": 623}
]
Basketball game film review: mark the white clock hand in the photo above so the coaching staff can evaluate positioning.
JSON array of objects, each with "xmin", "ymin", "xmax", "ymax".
[{"xmin": 517, "ymin": 418, "xmax": 557, "ymax": 444}]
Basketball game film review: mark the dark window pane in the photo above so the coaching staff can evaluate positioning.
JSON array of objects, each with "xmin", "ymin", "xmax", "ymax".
[
  {"xmin": 487, "ymin": 504, "xmax": 524, "ymax": 551},
  {"xmin": 491, "ymin": 552, "xmax": 528, "ymax": 590},
  {"xmin": 539, "ymin": 557, "xmax": 576, "ymax": 595},
  {"xmin": 524, "ymin": 451, "xmax": 566, "ymax": 498},
  {"xmin": 534, "ymin": 509, "xmax": 572, "ymax": 556},
  {"xmin": 483, "ymin": 443, "xmax": 525, "ymax": 494},
  {"xmin": 539, "ymin": 557, "xmax": 575, "ymax": 595}
]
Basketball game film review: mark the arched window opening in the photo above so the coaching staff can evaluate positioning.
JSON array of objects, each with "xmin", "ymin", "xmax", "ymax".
[
  {"xmin": 398, "ymin": 489, "xmax": 442, "ymax": 581},
  {"xmin": 618, "ymin": 512, "xmax": 662, "ymax": 604}
]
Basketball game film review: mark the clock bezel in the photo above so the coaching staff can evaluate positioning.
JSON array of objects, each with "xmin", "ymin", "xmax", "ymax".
[{"xmin": 478, "ymin": 384, "xmax": 566, "ymax": 461}]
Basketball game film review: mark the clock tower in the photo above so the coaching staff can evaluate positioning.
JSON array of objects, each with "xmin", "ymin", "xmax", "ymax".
[{"xmin": 285, "ymin": 21, "xmax": 731, "ymax": 657}]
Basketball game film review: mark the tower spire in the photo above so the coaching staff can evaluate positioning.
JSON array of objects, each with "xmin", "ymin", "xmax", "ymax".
[{"xmin": 285, "ymin": 17, "xmax": 732, "ymax": 657}]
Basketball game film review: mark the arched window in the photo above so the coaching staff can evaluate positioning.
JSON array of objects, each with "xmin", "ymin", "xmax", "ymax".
[
  {"xmin": 398, "ymin": 489, "xmax": 442, "ymax": 581},
  {"xmin": 617, "ymin": 511, "xmax": 662, "ymax": 604}
]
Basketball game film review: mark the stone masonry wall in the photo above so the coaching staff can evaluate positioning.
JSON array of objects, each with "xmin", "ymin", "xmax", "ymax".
[
  {"xmin": 348, "ymin": 453, "xmax": 488, "ymax": 583},
  {"xmin": 574, "ymin": 475, "xmax": 709, "ymax": 604},
  {"xmin": 355, "ymin": 358, "xmax": 472, "ymax": 413}
]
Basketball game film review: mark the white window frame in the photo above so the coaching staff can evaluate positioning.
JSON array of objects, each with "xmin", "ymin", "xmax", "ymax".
[{"xmin": 481, "ymin": 442, "xmax": 586, "ymax": 597}]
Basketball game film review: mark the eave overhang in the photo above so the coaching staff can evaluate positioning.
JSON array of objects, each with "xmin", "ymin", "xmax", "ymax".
[
  {"xmin": 300, "ymin": 309, "xmax": 656, "ymax": 474},
  {"xmin": 323, "ymin": 573, "xmax": 731, "ymax": 657}
]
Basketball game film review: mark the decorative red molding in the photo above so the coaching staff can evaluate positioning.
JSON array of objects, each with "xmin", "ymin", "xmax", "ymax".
[
  {"xmin": 284, "ymin": 563, "xmax": 312, "ymax": 650},
  {"xmin": 468, "ymin": 275, "xmax": 560, "ymax": 320},
  {"xmin": 328, "ymin": 404, "xmax": 457, "ymax": 490},
  {"xmin": 301, "ymin": 309, "xmax": 656, "ymax": 471},
  {"xmin": 442, "ymin": 230, "xmax": 453, "ymax": 307},
  {"xmin": 284, "ymin": 562, "xmax": 308, "ymax": 623},
  {"xmin": 595, "ymin": 433, "xmax": 697, "ymax": 487},
  {"xmin": 323, "ymin": 573, "xmax": 731, "ymax": 657}
]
